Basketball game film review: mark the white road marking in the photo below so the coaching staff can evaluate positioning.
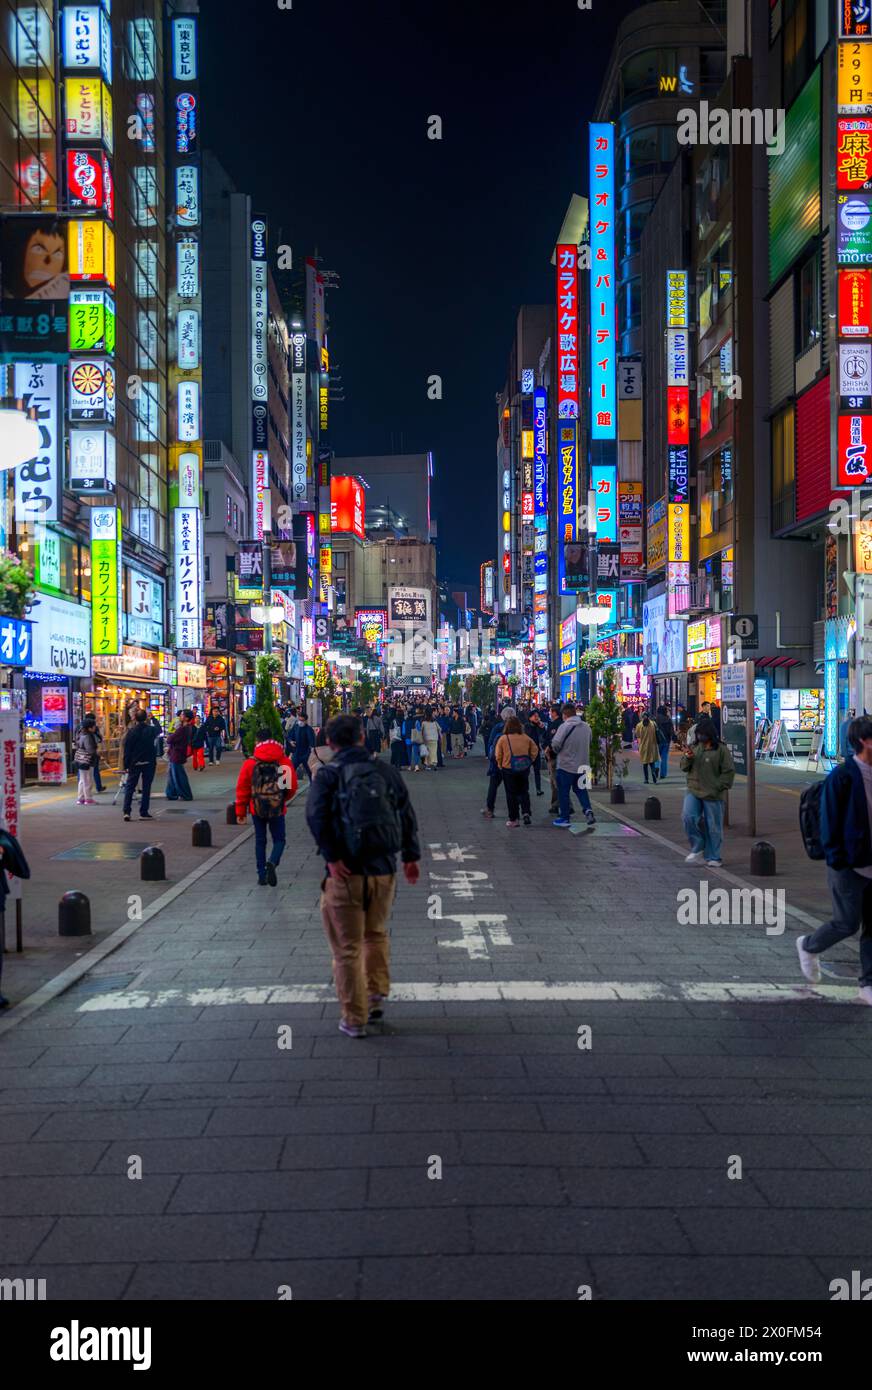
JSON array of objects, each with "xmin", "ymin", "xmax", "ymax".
[
  {"xmin": 77, "ymin": 979, "xmax": 862, "ymax": 1011},
  {"xmin": 428, "ymin": 842, "xmax": 476, "ymax": 862},
  {"xmin": 437, "ymin": 914, "xmax": 514, "ymax": 959}
]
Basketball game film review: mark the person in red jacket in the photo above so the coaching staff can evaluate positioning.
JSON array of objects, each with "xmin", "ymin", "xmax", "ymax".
[{"xmin": 235, "ymin": 728, "xmax": 297, "ymax": 885}]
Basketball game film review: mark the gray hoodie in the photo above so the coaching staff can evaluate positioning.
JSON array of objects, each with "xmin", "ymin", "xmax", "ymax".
[{"xmin": 550, "ymin": 715, "xmax": 592, "ymax": 775}]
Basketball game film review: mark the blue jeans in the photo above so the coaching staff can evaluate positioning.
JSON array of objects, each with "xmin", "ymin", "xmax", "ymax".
[
  {"xmin": 207, "ymin": 733, "xmax": 223, "ymax": 763},
  {"xmin": 683, "ymin": 794, "xmax": 724, "ymax": 860},
  {"xmin": 556, "ymin": 767, "xmax": 593, "ymax": 820},
  {"xmin": 166, "ymin": 762, "xmax": 192, "ymax": 800},
  {"xmin": 253, "ymin": 814, "xmax": 286, "ymax": 878},
  {"xmin": 803, "ymin": 866, "xmax": 872, "ymax": 985},
  {"xmin": 409, "ymin": 741, "xmax": 421, "ymax": 768},
  {"xmin": 659, "ymin": 745, "xmax": 669, "ymax": 780}
]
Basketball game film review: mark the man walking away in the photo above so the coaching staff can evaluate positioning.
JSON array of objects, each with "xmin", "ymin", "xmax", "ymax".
[
  {"xmin": 236, "ymin": 728, "xmax": 297, "ymax": 885},
  {"xmin": 797, "ymin": 714, "xmax": 872, "ymax": 1004},
  {"xmin": 655, "ymin": 705, "xmax": 675, "ymax": 782},
  {"xmin": 306, "ymin": 714, "xmax": 420, "ymax": 1037},
  {"xmin": 482, "ymin": 706, "xmax": 513, "ymax": 818},
  {"xmin": 525, "ymin": 710, "xmax": 545, "ymax": 795},
  {"xmin": 543, "ymin": 702, "xmax": 562, "ymax": 815},
  {"xmin": 122, "ymin": 710, "xmax": 157, "ymax": 821},
  {"xmin": 204, "ymin": 705, "xmax": 227, "ymax": 764},
  {"xmin": 680, "ymin": 715, "xmax": 734, "ymax": 867},
  {"xmin": 551, "ymin": 702, "xmax": 597, "ymax": 828},
  {"xmin": 165, "ymin": 710, "xmax": 194, "ymax": 801},
  {"xmin": 291, "ymin": 710, "xmax": 317, "ymax": 785}
]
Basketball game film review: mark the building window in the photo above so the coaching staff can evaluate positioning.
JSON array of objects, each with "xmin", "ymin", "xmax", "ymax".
[
  {"xmin": 333, "ymin": 550, "xmax": 347, "ymax": 571},
  {"xmin": 782, "ymin": 0, "xmax": 815, "ymax": 108},
  {"xmin": 772, "ymin": 405, "xmax": 796, "ymax": 531},
  {"xmin": 204, "ymin": 555, "xmax": 211, "ymax": 582},
  {"xmin": 204, "ymin": 490, "xmax": 210, "ymax": 519},
  {"xmin": 624, "ymin": 125, "xmax": 678, "ymax": 178},
  {"xmin": 795, "ymin": 251, "xmax": 821, "ymax": 355},
  {"xmin": 620, "ymin": 49, "xmax": 677, "ymax": 106}
]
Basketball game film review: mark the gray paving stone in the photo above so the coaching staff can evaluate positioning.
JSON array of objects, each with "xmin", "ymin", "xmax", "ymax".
[
  {"xmin": 35, "ymin": 1109, "xmax": 212, "ymax": 1141},
  {"xmin": 167, "ymin": 1168, "xmax": 367, "ymax": 1212},
  {"xmin": 367, "ymin": 1164, "xmax": 566, "ymax": 1207},
  {"xmin": 471, "ymin": 1207, "xmax": 691, "ymax": 1255},
  {"xmin": 0, "ymin": 1141, "xmax": 108, "ymax": 1176},
  {"xmin": 279, "ymin": 1133, "xmax": 463, "ymax": 1169},
  {"xmin": 205, "ymin": 1104, "xmax": 374, "ymax": 1136},
  {"xmin": 588, "ymin": 1255, "xmax": 825, "ymax": 1301},
  {"xmin": 360, "ymin": 1253, "xmax": 591, "ymax": 1300},
  {"xmin": 0, "ymin": 1264, "xmax": 134, "ymax": 1300},
  {"xmin": 559, "ymin": 1166, "xmax": 768, "ymax": 1207},
  {"xmin": 0, "ymin": 1216, "xmax": 56, "ymax": 1261},
  {"xmin": 37, "ymin": 1214, "xmax": 261, "ymax": 1263},
  {"xmin": 94, "ymin": 1136, "xmax": 284, "ymax": 1175},
  {"xmin": 255, "ymin": 1208, "xmax": 471, "ymax": 1258},
  {"xmin": 678, "ymin": 1208, "xmax": 872, "ymax": 1257},
  {"xmin": 0, "ymin": 1175, "xmax": 178, "ymax": 1216},
  {"xmin": 123, "ymin": 1259, "xmax": 359, "ymax": 1300}
]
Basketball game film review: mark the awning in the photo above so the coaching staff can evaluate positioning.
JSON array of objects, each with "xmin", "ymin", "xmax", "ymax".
[{"xmin": 754, "ymin": 656, "xmax": 803, "ymax": 669}]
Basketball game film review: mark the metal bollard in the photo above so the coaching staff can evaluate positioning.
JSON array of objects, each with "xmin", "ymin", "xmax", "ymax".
[
  {"xmin": 58, "ymin": 891, "xmax": 91, "ymax": 937},
  {"xmin": 750, "ymin": 841, "xmax": 776, "ymax": 876},
  {"xmin": 610, "ymin": 785, "xmax": 625, "ymax": 804},
  {"xmin": 140, "ymin": 846, "xmax": 166, "ymax": 882},
  {"xmin": 192, "ymin": 819, "xmax": 212, "ymax": 848},
  {"xmin": 226, "ymin": 802, "xmax": 238, "ymax": 825},
  {"xmin": 644, "ymin": 796, "xmax": 661, "ymax": 820}
]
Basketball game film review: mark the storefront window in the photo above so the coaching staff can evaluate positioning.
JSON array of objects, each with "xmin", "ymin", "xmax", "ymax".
[
  {"xmin": 620, "ymin": 49, "xmax": 677, "ymax": 106},
  {"xmin": 795, "ymin": 250, "xmax": 821, "ymax": 355},
  {"xmin": 772, "ymin": 406, "xmax": 796, "ymax": 531}
]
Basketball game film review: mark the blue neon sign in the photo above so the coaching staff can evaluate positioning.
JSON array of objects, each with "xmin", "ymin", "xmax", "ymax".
[{"xmin": 533, "ymin": 387, "xmax": 548, "ymax": 516}]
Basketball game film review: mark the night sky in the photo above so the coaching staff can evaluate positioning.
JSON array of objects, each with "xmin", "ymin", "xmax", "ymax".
[{"xmin": 201, "ymin": 0, "xmax": 636, "ymax": 583}]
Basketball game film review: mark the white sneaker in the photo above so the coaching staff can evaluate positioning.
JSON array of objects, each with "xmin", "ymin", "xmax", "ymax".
[
  {"xmin": 796, "ymin": 933, "xmax": 821, "ymax": 984},
  {"xmin": 706, "ymin": 859, "xmax": 723, "ymax": 867},
  {"xmin": 685, "ymin": 850, "xmax": 704, "ymax": 863},
  {"xmin": 858, "ymin": 986, "xmax": 872, "ymax": 1006}
]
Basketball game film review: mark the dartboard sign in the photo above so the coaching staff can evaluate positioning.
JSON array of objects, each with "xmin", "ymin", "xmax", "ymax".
[{"xmin": 68, "ymin": 358, "xmax": 115, "ymax": 423}]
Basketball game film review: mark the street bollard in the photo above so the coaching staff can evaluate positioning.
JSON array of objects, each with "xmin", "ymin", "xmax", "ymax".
[
  {"xmin": 750, "ymin": 841, "xmax": 776, "ymax": 876},
  {"xmin": 226, "ymin": 802, "xmax": 238, "ymax": 825},
  {"xmin": 644, "ymin": 796, "xmax": 661, "ymax": 820},
  {"xmin": 610, "ymin": 785, "xmax": 625, "ymax": 804},
  {"xmin": 58, "ymin": 891, "xmax": 91, "ymax": 937},
  {"xmin": 141, "ymin": 846, "xmax": 166, "ymax": 882},
  {"xmin": 192, "ymin": 819, "xmax": 212, "ymax": 848}
]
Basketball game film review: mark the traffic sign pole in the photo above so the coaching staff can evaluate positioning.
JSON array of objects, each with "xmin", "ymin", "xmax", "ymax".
[{"xmin": 745, "ymin": 658, "xmax": 756, "ymax": 838}]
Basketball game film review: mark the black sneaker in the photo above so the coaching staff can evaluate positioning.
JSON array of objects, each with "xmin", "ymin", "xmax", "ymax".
[
  {"xmin": 123, "ymin": 812, "xmax": 131, "ymax": 822},
  {"xmin": 523, "ymin": 814, "xmax": 531, "ymax": 825},
  {"xmin": 140, "ymin": 812, "xmax": 154, "ymax": 820},
  {"xmin": 258, "ymin": 876, "xmax": 268, "ymax": 886},
  {"xmin": 266, "ymin": 862, "xmax": 277, "ymax": 887},
  {"xmin": 585, "ymin": 810, "xmax": 596, "ymax": 826},
  {"xmin": 368, "ymin": 994, "xmax": 385, "ymax": 1024}
]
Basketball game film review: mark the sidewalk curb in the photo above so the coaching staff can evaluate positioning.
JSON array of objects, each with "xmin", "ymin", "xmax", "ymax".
[
  {"xmin": 0, "ymin": 825, "xmax": 254, "ymax": 1039},
  {"xmin": 592, "ymin": 798, "xmax": 825, "ymax": 933}
]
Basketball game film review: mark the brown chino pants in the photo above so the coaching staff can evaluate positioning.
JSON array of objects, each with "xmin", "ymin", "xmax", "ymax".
[{"xmin": 320, "ymin": 873, "xmax": 396, "ymax": 1026}]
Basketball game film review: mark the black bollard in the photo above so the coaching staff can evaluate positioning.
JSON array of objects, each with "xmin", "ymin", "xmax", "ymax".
[
  {"xmin": 141, "ymin": 846, "xmax": 166, "ymax": 882},
  {"xmin": 192, "ymin": 819, "xmax": 212, "ymax": 848},
  {"xmin": 226, "ymin": 802, "xmax": 238, "ymax": 825},
  {"xmin": 610, "ymin": 785, "xmax": 625, "ymax": 804},
  {"xmin": 644, "ymin": 796, "xmax": 661, "ymax": 820},
  {"xmin": 58, "ymin": 891, "xmax": 91, "ymax": 937},
  {"xmin": 750, "ymin": 840, "xmax": 776, "ymax": 876}
]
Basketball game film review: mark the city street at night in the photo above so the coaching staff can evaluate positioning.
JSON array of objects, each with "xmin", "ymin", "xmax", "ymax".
[{"xmin": 0, "ymin": 0, "xmax": 871, "ymax": 1354}]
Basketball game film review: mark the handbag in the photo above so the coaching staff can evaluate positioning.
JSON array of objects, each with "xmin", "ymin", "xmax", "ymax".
[
  {"xmin": 507, "ymin": 735, "xmax": 533, "ymax": 774},
  {"xmin": 411, "ymin": 726, "xmax": 423, "ymax": 745}
]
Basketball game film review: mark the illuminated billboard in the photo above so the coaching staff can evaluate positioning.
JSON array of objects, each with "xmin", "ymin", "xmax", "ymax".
[
  {"xmin": 174, "ymin": 507, "xmax": 203, "ymax": 648},
  {"xmin": 590, "ymin": 463, "xmax": 617, "ymax": 543},
  {"xmin": 90, "ymin": 505, "xmax": 121, "ymax": 657},
  {"xmin": 331, "ymin": 477, "xmax": 365, "ymax": 540}
]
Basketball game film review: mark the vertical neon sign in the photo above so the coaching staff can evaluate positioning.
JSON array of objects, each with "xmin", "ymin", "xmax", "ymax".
[
  {"xmin": 589, "ymin": 122, "xmax": 616, "ymax": 440},
  {"xmin": 556, "ymin": 246, "xmax": 579, "ymax": 419}
]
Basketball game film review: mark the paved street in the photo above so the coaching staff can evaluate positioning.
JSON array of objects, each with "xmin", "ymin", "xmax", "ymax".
[{"xmin": 1, "ymin": 749, "xmax": 870, "ymax": 1301}]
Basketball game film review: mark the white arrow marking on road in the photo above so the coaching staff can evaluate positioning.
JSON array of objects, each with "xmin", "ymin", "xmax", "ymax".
[
  {"xmin": 436, "ymin": 913, "xmax": 513, "ymax": 959},
  {"xmin": 429, "ymin": 870, "xmax": 492, "ymax": 901},
  {"xmin": 428, "ymin": 842, "xmax": 477, "ymax": 862}
]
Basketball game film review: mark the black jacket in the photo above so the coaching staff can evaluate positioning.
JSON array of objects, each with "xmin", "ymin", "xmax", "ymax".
[
  {"xmin": 204, "ymin": 713, "xmax": 227, "ymax": 736},
  {"xmin": 821, "ymin": 756, "xmax": 872, "ymax": 870},
  {"xmin": 305, "ymin": 745, "xmax": 420, "ymax": 874},
  {"xmin": 123, "ymin": 722, "xmax": 158, "ymax": 770}
]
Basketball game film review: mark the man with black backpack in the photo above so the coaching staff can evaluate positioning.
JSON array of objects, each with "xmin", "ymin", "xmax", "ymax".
[
  {"xmin": 306, "ymin": 713, "xmax": 421, "ymax": 1038},
  {"xmin": 235, "ymin": 728, "xmax": 298, "ymax": 886},
  {"xmin": 797, "ymin": 713, "xmax": 872, "ymax": 1005}
]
